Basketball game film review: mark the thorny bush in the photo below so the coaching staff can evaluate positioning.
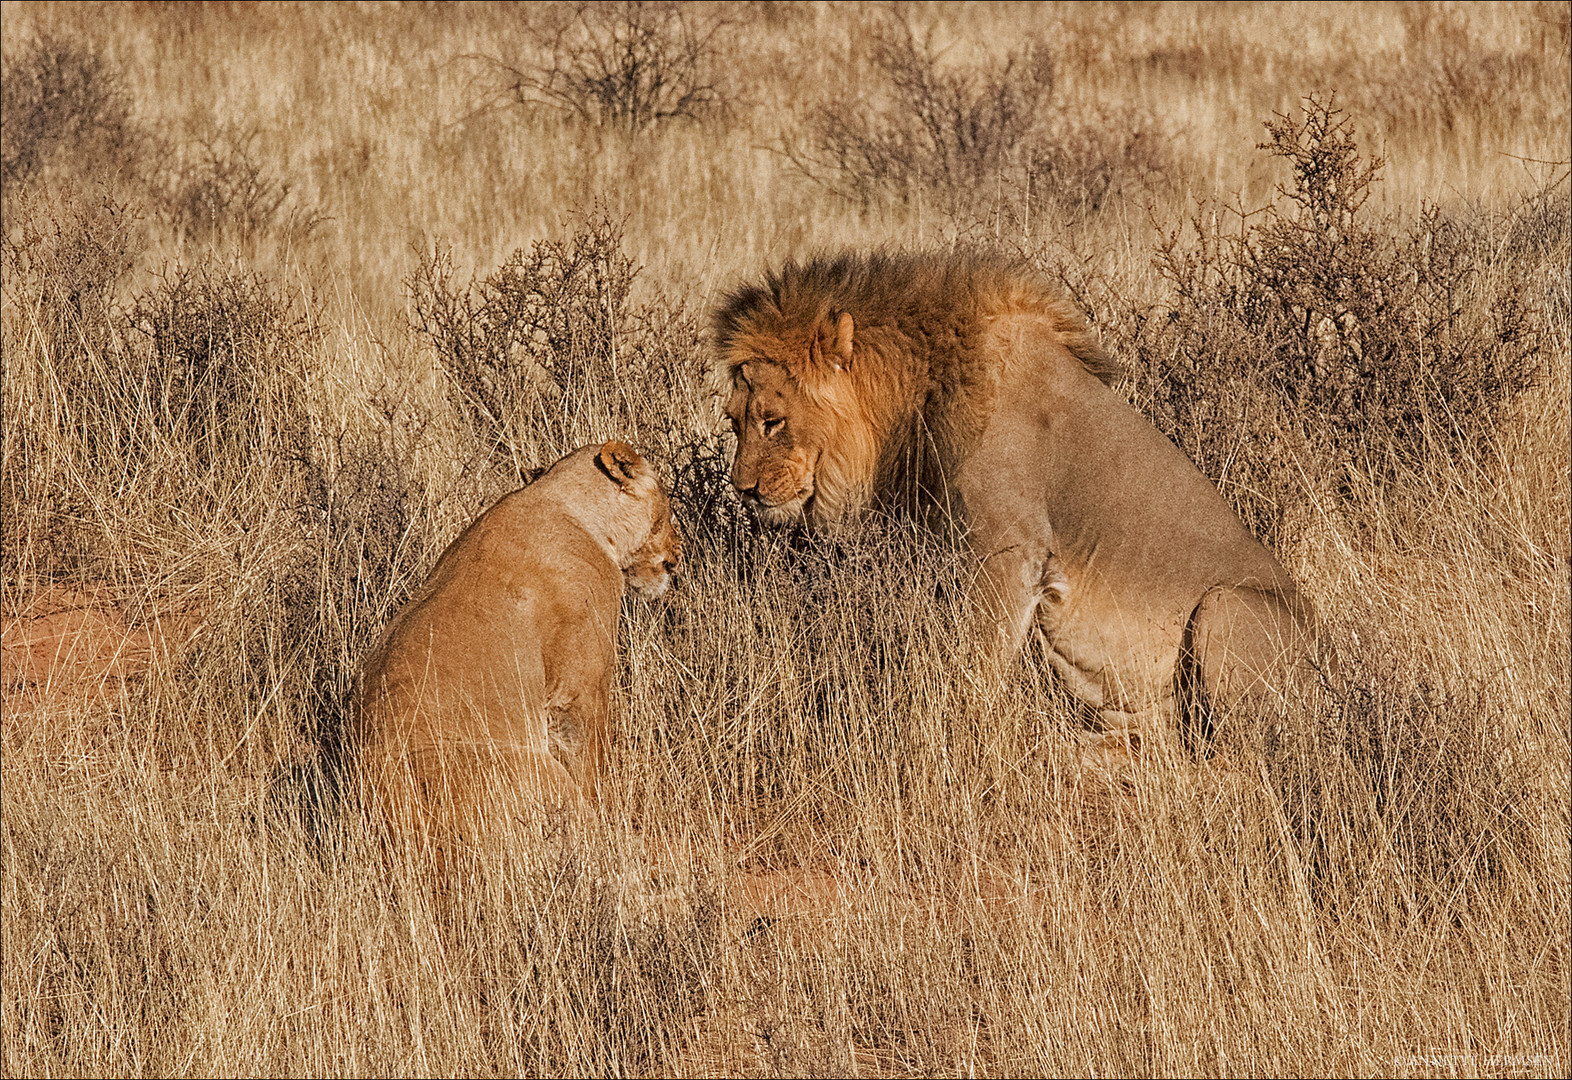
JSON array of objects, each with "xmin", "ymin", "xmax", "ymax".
[
  {"xmin": 468, "ymin": 1, "xmax": 731, "ymax": 133},
  {"xmin": 158, "ymin": 124, "xmax": 315, "ymax": 245},
  {"xmin": 124, "ymin": 263, "xmax": 316, "ymax": 476},
  {"xmin": 792, "ymin": 9, "xmax": 1165, "ymax": 222},
  {"xmin": 1130, "ymin": 94, "xmax": 1551, "ymax": 541},
  {"xmin": 1, "ymin": 180, "xmax": 141, "ymax": 354},
  {"xmin": 408, "ymin": 210, "xmax": 702, "ymax": 474},
  {"xmin": 0, "ymin": 32, "xmax": 143, "ymax": 193}
]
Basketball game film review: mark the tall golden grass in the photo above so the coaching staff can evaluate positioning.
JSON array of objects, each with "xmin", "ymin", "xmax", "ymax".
[{"xmin": 3, "ymin": 2, "xmax": 1568, "ymax": 1076}]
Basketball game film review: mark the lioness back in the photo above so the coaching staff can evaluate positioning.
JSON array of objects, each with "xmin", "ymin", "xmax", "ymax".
[{"xmin": 353, "ymin": 440, "xmax": 680, "ymax": 855}]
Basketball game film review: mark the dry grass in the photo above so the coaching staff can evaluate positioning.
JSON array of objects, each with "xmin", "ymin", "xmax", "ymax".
[{"xmin": 3, "ymin": 2, "xmax": 1568, "ymax": 1076}]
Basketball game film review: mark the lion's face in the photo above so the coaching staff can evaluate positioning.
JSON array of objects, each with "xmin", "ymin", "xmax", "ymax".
[
  {"xmin": 724, "ymin": 360, "xmax": 831, "ymax": 526},
  {"xmin": 624, "ymin": 494, "xmax": 682, "ymax": 599}
]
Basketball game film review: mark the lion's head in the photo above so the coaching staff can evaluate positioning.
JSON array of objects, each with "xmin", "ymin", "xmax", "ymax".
[
  {"xmin": 714, "ymin": 252, "xmax": 1118, "ymax": 529},
  {"xmin": 719, "ymin": 310, "xmax": 869, "ymax": 526},
  {"xmin": 624, "ymin": 495, "xmax": 682, "ymax": 599}
]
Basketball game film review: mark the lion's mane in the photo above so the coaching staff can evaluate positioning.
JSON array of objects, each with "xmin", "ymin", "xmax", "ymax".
[{"xmin": 713, "ymin": 251, "xmax": 1120, "ymax": 520}]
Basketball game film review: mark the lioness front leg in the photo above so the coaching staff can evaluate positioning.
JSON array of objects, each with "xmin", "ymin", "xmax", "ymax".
[{"xmin": 547, "ymin": 689, "xmax": 611, "ymax": 799}]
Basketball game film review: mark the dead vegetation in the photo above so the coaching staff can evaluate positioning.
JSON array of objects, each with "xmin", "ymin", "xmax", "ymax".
[
  {"xmin": 1119, "ymin": 93, "xmax": 1557, "ymax": 542},
  {"xmin": 2, "ymin": 3, "xmax": 1567, "ymax": 1077},
  {"xmin": 789, "ymin": 7, "xmax": 1168, "ymax": 222},
  {"xmin": 464, "ymin": 1, "xmax": 734, "ymax": 133}
]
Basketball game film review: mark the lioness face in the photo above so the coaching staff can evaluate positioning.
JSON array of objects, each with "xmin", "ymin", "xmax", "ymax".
[
  {"xmin": 725, "ymin": 361, "xmax": 827, "ymax": 525},
  {"xmin": 624, "ymin": 493, "xmax": 682, "ymax": 599}
]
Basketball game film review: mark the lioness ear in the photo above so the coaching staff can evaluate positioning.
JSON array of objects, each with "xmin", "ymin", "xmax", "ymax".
[
  {"xmin": 595, "ymin": 440, "xmax": 644, "ymax": 488},
  {"xmin": 815, "ymin": 311, "xmax": 855, "ymax": 370}
]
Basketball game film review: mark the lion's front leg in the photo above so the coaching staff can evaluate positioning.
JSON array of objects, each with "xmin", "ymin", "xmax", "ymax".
[
  {"xmin": 971, "ymin": 540, "xmax": 1065, "ymax": 679},
  {"xmin": 974, "ymin": 540, "xmax": 1183, "ymax": 767}
]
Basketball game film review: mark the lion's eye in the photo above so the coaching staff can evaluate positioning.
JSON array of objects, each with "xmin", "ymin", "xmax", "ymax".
[{"xmin": 762, "ymin": 418, "xmax": 786, "ymax": 437}]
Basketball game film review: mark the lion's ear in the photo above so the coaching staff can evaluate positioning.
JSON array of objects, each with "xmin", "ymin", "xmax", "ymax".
[
  {"xmin": 596, "ymin": 440, "xmax": 644, "ymax": 488},
  {"xmin": 815, "ymin": 311, "xmax": 855, "ymax": 371},
  {"xmin": 833, "ymin": 311, "xmax": 855, "ymax": 367}
]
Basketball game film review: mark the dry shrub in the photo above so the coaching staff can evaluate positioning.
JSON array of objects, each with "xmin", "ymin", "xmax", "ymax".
[
  {"xmin": 1, "ymin": 31, "xmax": 313, "ymax": 247},
  {"xmin": 1, "ymin": 179, "xmax": 318, "ymax": 577},
  {"xmin": 0, "ymin": 243, "xmax": 335, "ymax": 791},
  {"xmin": 0, "ymin": 178, "xmax": 141, "ymax": 351},
  {"xmin": 792, "ymin": 9, "xmax": 1166, "ymax": 221},
  {"xmin": 800, "ymin": 14, "xmax": 1055, "ymax": 213},
  {"xmin": 1, "ymin": 182, "xmax": 143, "ymax": 578},
  {"xmin": 2, "ymin": 215, "xmax": 441, "ymax": 799},
  {"xmin": 0, "ymin": 31, "xmax": 144, "ymax": 192},
  {"xmin": 123, "ymin": 264, "xmax": 316, "ymax": 476},
  {"xmin": 157, "ymin": 124, "xmax": 317, "ymax": 245},
  {"xmin": 1130, "ymin": 94, "xmax": 1554, "ymax": 541},
  {"xmin": 467, "ymin": 1, "xmax": 732, "ymax": 132},
  {"xmin": 4, "ymin": 256, "xmax": 315, "ymax": 571},
  {"xmin": 409, "ymin": 209, "xmax": 704, "ymax": 471}
]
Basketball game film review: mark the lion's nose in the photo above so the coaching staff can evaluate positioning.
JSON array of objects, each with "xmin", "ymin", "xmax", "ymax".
[{"xmin": 735, "ymin": 480, "xmax": 761, "ymax": 506}]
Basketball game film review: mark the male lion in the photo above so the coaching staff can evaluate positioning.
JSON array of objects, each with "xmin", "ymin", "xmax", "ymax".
[
  {"xmin": 352, "ymin": 440, "xmax": 681, "ymax": 854},
  {"xmin": 715, "ymin": 251, "xmax": 1318, "ymax": 740}
]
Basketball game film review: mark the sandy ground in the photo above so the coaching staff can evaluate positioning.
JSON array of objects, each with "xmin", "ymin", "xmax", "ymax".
[{"xmin": 1, "ymin": 586, "xmax": 205, "ymax": 722}]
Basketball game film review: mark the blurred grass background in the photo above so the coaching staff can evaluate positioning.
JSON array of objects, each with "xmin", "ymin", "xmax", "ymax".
[{"xmin": 2, "ymin": 2, "xmax": 1568, "ymax": 1075}]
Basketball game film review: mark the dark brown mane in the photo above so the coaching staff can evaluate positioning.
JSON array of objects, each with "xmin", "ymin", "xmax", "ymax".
[{"xmin": 712, "ymin": 250, "xmax": 1121, "ymax": 388}]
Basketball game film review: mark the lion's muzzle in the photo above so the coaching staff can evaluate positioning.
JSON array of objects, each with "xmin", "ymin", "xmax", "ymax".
[{"xmin": 736, "ymin": 482, "xmax": 811, "ymax": 526}]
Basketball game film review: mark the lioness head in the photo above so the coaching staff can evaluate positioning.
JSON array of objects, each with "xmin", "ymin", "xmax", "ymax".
[
  {"xmin": 593, "ymin": 440, "xmax": 682, "ymax": 598},
  {"xmin": 625, "ymin": 500, "xmax": 681, "ymax": 599},
  {"xmin": 722, "ymin": 310, "xmax": 867, "ymax": 527}
]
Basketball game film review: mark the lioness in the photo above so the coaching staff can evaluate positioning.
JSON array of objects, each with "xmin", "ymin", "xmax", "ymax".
[
  {"xmin": 715, "ymin": 251, "xmax": 1319, "ymax": 739},
  {"xmin": 352, "ymin": 440, "xmax": 681, "ymax": 853}
]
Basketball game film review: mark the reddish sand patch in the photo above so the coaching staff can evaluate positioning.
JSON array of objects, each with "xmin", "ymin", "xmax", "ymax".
[
  {"xmin": 732, "ymin": 865, "xmax": 847, "ymax": 917},
  {"xmin": 1, "ymin": 585, "xmax": 201, "ymax": 720}
]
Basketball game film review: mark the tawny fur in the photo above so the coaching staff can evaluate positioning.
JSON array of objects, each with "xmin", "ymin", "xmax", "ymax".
[
  {"xmin": 717, "ymin": 250, "xmax": 1321, "ymax": 740},
  {"xmin": 716, "ymin": 251, "xmax": 1120, "ymax": 525},
  {"xmin": 351, "ymin": 440, "xmax": 680, "ymax": 857}
]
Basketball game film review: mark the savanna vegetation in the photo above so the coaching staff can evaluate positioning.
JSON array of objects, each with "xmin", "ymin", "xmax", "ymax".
[{"xmin": 2, "ymin": 2, "xmax": 1568, "ymax": 1075}]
